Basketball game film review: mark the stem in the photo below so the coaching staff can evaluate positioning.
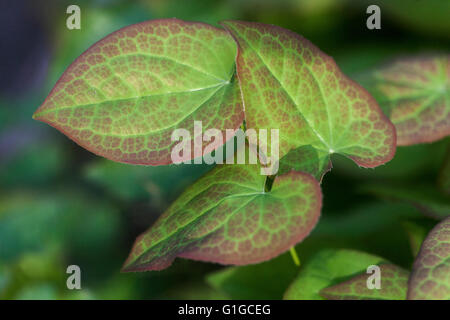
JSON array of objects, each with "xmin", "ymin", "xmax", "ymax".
[
  {"xmin": 289, "ymin": 247, "xmax": 301, "ymax": 267},
  {"xmin": 264, "ymin": 175, "xmax": 276, "ymax": 192}
]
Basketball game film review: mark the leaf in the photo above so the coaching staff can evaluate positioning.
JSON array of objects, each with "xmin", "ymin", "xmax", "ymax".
[
  {"xmin": 122, "ymin": 164, "xmax": 321, "ymax": 271},
  {"xmin": 284, "ymin": 249, "xmax": 387, "ymax": 300},
  {"xmin": 357, "ymin": 55, "xmax": 450, "ymax": 146},
  {"xmin": 320, "ymin": 264, "xmax": 409, "ymax": 300},
  {"xmin": 438, "ymin": 146, "xmax": 450, "ymax": 195},
  {"xmin": 408, "ymin": 217, "xmax": 450, "ymax": 300},
  {"xmin": 402, "ymin": 219, "xmax": 436, "ymax": 258},
  {"xmin": 221, "ymin": 21, "xmax": 396, "ymax": 175},
  {"xmin": 33, "ymin": 19, "xmax": 244, "ymax": 165},
  {"xmin": 278, "ymin": 145, "xmax": 331, "ymax": 181},
  {"xmin": 206, "ymin": 251, "xmax": 298, "ymax": 299},
  {"xmin": 362, "ymin": 183, "xmax": 450, "ymax": 220}
]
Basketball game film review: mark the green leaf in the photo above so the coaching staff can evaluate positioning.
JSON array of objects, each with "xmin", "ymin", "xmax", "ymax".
[
  {"xmin": 408, "ymin": 217, "xmax": 450, "ymax": 300},
  {"xmin": 33, "ymin": 18, "xmax": 243, "ymax": 165},
  {"xmin": 402, "ymin": 220, "xmax": 436, "ymax": 258},
  {"xmin": 357, "ymin": 55, "xmax": 450, "ymax": 146},
  {"xmin": 122, "ymin": 164, "xmax": 321, "ymax": 271},
  {"xmin": 320, "ymin": 264, "xmax": 409, "ymax": 300},
  {"xmin": 438, "ymin": 146, "xmax": 450, "ymax": 195},
  {"xmin": 278, "ymin": 145, "xmax": 331, "ymax": 181},
  {"xmin": 221, "ymin": 21, "xmax": 396, "ymax": 175},
  {"xmin": 206, "ymin": 251, "xmax": 298, "ymax": 299},
  {"xmin": 283, "ymin": 249, "xmax": 387, "ymax": 300},
  {"xmin": 362, "ymin": 183, "xmax": 450, "ymax": 220}
]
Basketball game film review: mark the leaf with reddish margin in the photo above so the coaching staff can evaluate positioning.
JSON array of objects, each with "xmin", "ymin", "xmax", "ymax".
[
  {"xmin": 122, "ymin": 164, "xmax": 321, "ymax": 272},
  {"xmin": 408, "ymin": 217, "xmax": 450, "ymax": 300},
  {"xmin": 33, "ymin": 19, "xmax": 244, "ymax": 165},
  {"xmin": 284, "ymin": 249, "xmax": 387, "ymax": 300},
  {"xmin": 221, "ymin": 21, "xmax": 396, "ymax": 174},
  {"xmin": 357, "ymin": 55, "xmax": 450, "ymax": 146},
  {"xmin": 320, "ymin": 264, "xmax": 409, "ymax": 300}
]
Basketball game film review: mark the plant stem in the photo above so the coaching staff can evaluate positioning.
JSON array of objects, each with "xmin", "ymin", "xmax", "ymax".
[{"xmin": 289, "ymin": 247, "xmax": 301, "ymax": 267}]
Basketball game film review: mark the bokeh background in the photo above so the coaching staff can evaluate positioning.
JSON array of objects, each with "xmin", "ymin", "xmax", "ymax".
[{"xmin": 0, "ymin": 0, "xmax": 449, "ymax": 299}]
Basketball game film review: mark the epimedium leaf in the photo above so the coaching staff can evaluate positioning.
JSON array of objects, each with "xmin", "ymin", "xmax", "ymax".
[
  {"xmin": 283, "ymin": 249, "xmax": 388, "ymax": 300},
  {"xmin": 357, "ymin": 55, "xmax": 450, "ymax": 146},
  {"xmin": 221, "ymin": 21, "xmax": 396, "ymax": 175},
  {"xmin": 33, "ymin": 19, "xmax": 244, "ymax": 165},
  {"xmin": 278, "ymin": 145, "xmax": 331, "ymax": 182},
  {"xmin": 361, "ymin": 183, "xmax": 450, "ymax": 220},
  {"xmin": 122, "ymin": 163, "xmax": 321, "ymax": 272},
  {"xmin": 319, "ymin": 264, "xmax": 409, "ymax": 300},
  {"xmin": 408, "ymin": 217, "xmax": 450, "ymax": 300}
]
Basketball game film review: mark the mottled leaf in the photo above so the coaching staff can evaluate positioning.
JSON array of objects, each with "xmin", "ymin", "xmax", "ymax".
[
  {"xmin": 221, "ymin": 21, "xmax": 396, "ymax": 174},
  {"xmin": 362, "ymin": 183, "xmax": 450, "ymax": 220},
  {"xmin": 320, "ymin": 264, "xmax": 409, "ymax": 300},
  {"xmin": 122, "ymin": 164, "xmax": 321, "ymax": 271},
  {"xmin": 358, "ymin": 55, "xmax": 450, "ymax": 145},
  {"xmin": 408, "ymin": 217, "xmax": 450, "ymax": 300},
  {"xmin": 284, "ymin": 249, "xmax": 387, "ymax": 300},
  {"xmin": 33, "ymin": 19, "xmax": 244, "ymax": 165}
]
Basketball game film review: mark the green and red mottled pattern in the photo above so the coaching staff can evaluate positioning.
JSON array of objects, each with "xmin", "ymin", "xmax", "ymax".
[
  {"xmin": 408, "ymin": 217, "xmax": 450, "ymax": 300},
  {"xmin": 359, "ymin": 55, "xmax": 450, "ymax": 146},
  {"xmin": 33, "ymin": 19, "xmax": 243, "ymax": 165},
  {"xmin": 122, "ymin": 164, "xmax": 321, "ymax": 271},
  {"xmin": 320, "ymin": 264, "xmax": 409, "ymax": 300},
  {"xmin": 222, "ymin": 21, "xmax": 396, "ymax": 172}
]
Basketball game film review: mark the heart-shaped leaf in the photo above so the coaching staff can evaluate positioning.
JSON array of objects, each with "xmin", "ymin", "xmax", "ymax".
[
  {"xmin": 33, "ymin": 19, "xmax": 244, "ymax": 165},
  {"xmin": 221, "ymin": 21, "xmax": 396, "ymax": 175},
  {"xmin": 284, "ymin": 249, "xmax": 387, "ymax": 300},
  {"xmin": 122, "ymin": 164, "xmax": 321, "ymax": 272},
  {"xmin": 408, "ymin": 217, "xmax": 450, "ymax": 300},
  {"xmin": 320, "ymin": 264, "xmax": 409, "ymax": 300},
  {"xmin": 357, "ymin": 55, "xmax": 450, "ymax": 146}
]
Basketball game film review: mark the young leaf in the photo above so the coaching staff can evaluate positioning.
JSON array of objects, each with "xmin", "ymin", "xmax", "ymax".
[
  {"xmin": 362, "ymin": 183, "xmax": 450, "ymax": 220},
  {"xmin": 284, "ymin": 249, "xmax": 387, "ymax": 300},
  {"xmin": 33, "ymin": 19, "xmax": 244, "ymax": 165},
  {"xmin": 221, "ymin": 21, "xmax": 396, "ymax": 173},
  {"xmin": 320, "ymin": 264, "xmax": 409, "ymax": 300},
  {"xmin": 357, "ymin": 55, "xmax": 450, "ymax": 146},
  {"xmin": 408, "ymin": 217, "xmax": 450, "ymax": 300},
  {"xmin": 122, "ymin": 164, "xmax": 321, "ymax": 272}
]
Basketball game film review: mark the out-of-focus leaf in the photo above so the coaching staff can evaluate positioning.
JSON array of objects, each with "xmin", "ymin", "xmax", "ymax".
[
  {"xmin": 379, "ymin": 0, "xmax": 450, "ymax": 38},
  {"xmin": 0, "ymin": 192, "xmax": 120, "ymax": 262},
  {"xmin": 332, "ymin": 139, "xmax": 448, "ymax": 181},
  {"xmin": 320, "ymin": 264, "xmax": 409, "ymax": 300},
  {"xmin": 357, "ymin": 55, "xmax": 449, "ymax": 145},
  {"xmin": 33, "ymin": 19, "xmax": 244, "ymax": 165},
  {"xmin": 122, "ymin": 164, "xmax": 321, "ymax": 271},
  {"xmin": 408, "ymin": 217, "xmax": 450, "ymax": 300},
  {"xmin": 84, "ymin": 159, "xmax": 211, "ymax": 203},
  {"xmin": 438, "ymin": 146, "xmax": 450, "ymax": 195},
  {"xmin": 362, "ymin": 183, "xmax": 450, "ymax": 220},
  {"xmin": 284, "ymin": 249, "xmax": 387, "ymax": 300},
  {"xmin": 206, "ymin": 251, "xmax": 298, "ymax": 299},
  {"xmin": 402, "ymin": 220, "xmax": 436, "ymax": 258},
  {"xmin": 222, "ymin": 21, "xmax": 396, "ymax": 177}
]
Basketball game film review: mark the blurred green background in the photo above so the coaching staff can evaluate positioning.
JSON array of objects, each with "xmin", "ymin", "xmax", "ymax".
[{"xmin": 0, "ymin": 0, "xmax": 449, "ymax": 299}]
